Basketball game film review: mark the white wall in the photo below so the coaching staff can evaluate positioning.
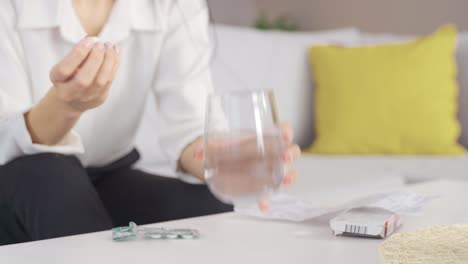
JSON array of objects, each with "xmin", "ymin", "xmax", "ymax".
[
  {"xmin": 209, "ymin": 0, "xmax": 468, "ymax": 34},
  {"xmin": 207, "ymin": 0, "xmax": 257, "ymax": 27}
]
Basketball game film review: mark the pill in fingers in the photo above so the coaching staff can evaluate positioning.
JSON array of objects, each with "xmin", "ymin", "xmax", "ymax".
[
  {"xmin": 96, "ymin": 42, "xmax": 105, "ymax": 51},
  {"xmin": 83, "ymin": 36, "xmax": 99, "ymax": 49}
]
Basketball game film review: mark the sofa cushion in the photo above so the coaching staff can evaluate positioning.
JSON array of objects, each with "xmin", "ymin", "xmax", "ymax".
[
  {"xmin": 358, "ymin": 31, "xmax": 468, "ymax": 148},
  {"xmin": 308, "ymin": 25, "xmax": 464, "ymax": 155}
]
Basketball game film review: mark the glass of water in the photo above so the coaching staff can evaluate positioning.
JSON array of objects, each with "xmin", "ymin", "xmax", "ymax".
[{"xmin": 204, "ymin": 90, "xmax": 285, "ymax": 206}]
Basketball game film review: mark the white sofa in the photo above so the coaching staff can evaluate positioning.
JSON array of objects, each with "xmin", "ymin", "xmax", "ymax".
[{"xmin": 135, "ymin": 25, "xmax": 468, "ymax": 183}]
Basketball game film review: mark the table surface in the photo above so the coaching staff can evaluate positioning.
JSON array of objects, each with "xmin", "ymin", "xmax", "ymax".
[{"xmin": 1, "ymin": 178, "xmax": 467, "ymax": 264}]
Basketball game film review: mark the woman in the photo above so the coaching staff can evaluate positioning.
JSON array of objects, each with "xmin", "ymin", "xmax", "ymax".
[{"xmin": 0, "ymin": 0, "xmax": 301, "ymax": 244}]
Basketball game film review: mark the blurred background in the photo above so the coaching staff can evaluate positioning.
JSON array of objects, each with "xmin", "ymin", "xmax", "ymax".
[
  {"xmin": 207, "ymin": 0, "xmax": 468, "ymax": 33},
  {"xmin": 138, "ymin": 0, "xmax": 468, "ymax": 182}
]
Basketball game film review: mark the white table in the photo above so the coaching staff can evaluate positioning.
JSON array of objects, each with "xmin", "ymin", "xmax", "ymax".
[{"xmin": 1, "ymin": 179, "xmax": 467, "ymax": 264}]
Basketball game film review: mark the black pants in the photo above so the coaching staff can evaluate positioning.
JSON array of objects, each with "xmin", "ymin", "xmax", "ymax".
[{"xmin": 0, "ymin": 150, "xmax": 232, "ymax": 245}]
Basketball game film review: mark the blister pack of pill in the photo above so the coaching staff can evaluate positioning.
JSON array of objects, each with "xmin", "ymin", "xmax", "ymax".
[
  {"xmin": 112, "ymin": 222, "xmax": 200, "ymax": 241},
  {"xmin": 330, "ymin": 207, "xmax": 402, "ymax": 239}
]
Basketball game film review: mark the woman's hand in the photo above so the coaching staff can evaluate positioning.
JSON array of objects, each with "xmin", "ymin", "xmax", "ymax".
[
  {"xmin": 278, "ymin": 123, "xmax": 301, "ymax": 186},
  {"xmin": 255, "ymin": 123, "xmax": 301, "ymax": 211},
  {"xmin": 186, "ymin": 123, "xmax": 301, "ymax": 210},
  {"xmin": 25, "ymin": 36, "xmax": 121, "ymax": 145},
  {"xmin": 50, "ymin": 36, "xmax": 121, "ymax": 114}
]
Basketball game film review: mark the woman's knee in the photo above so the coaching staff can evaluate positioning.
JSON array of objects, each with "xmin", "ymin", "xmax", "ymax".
[
  {"xmin": 6, "ymin": 152, "xmax": 80, "ymax": 178},
  {"xmin": 1, "ymin": 153, "xmax": 87, "ymax": 199},
  {"xmin": 0, "ymin": 154, "xmax": 112, "ymax": 241}
]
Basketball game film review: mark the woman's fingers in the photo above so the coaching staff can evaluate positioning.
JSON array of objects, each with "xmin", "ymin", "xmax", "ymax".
[
  {"xmin": 281, "ymin": 123, "xmax": 294, "ymax": 144},
  {"xmin": 282, "ymin": 144, "xmax": 301, "ymax": 186},
  {"xmin": 50, "ymin": 36, "xmax": 98, "ymax": 82},
  {"xmin": 283, "ymin": 144, "xmax": 301, "ymax": 164},
  {"xmin": 72, "ymin": 42, "xmax": 106, "ymax": 94},
  {"xmin": 94, "ymin": 43, "xmax": 116, "ymax": 88},
  {"xmin": 258, "ymin": 199, "xmax": 270, "ymax": 212},
  {"xmin": 282, "ymin": 168, "xmax": 298, "ymax": 186},
  {"xmin": 194, "ymin": 142, "xmax": 204, "ymax": 160},
  {"xmin": 50, "ymin": 40, "xmax": 120, "ymax": 113},
  {"xmin": 257, "ymin": 169, "xmax": 297, "ymax": 212},
  {"xmin": 109, "ymin": 45, "xmax": 121, "ymax": 82}
]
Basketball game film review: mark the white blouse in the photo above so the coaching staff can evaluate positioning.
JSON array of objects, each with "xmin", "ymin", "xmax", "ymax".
[{"xmin": 0, "ymin": 0, "xmax": 213, "ymax": 170}]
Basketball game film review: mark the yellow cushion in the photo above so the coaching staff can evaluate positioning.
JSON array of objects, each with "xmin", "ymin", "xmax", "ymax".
[{"xmin": 307, "ymin": 25, "xmax": 465, "ymax": 155}]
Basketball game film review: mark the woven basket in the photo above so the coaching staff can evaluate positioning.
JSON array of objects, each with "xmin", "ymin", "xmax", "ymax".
[{"xmin": 380, "ymin": 225, "xmax": 468, "ymax": 264}]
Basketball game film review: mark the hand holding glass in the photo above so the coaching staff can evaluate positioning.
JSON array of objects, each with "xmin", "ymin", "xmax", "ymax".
[{"xmin": 204, "ymin": 90, "xmax": 287, "ymax": 207}]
